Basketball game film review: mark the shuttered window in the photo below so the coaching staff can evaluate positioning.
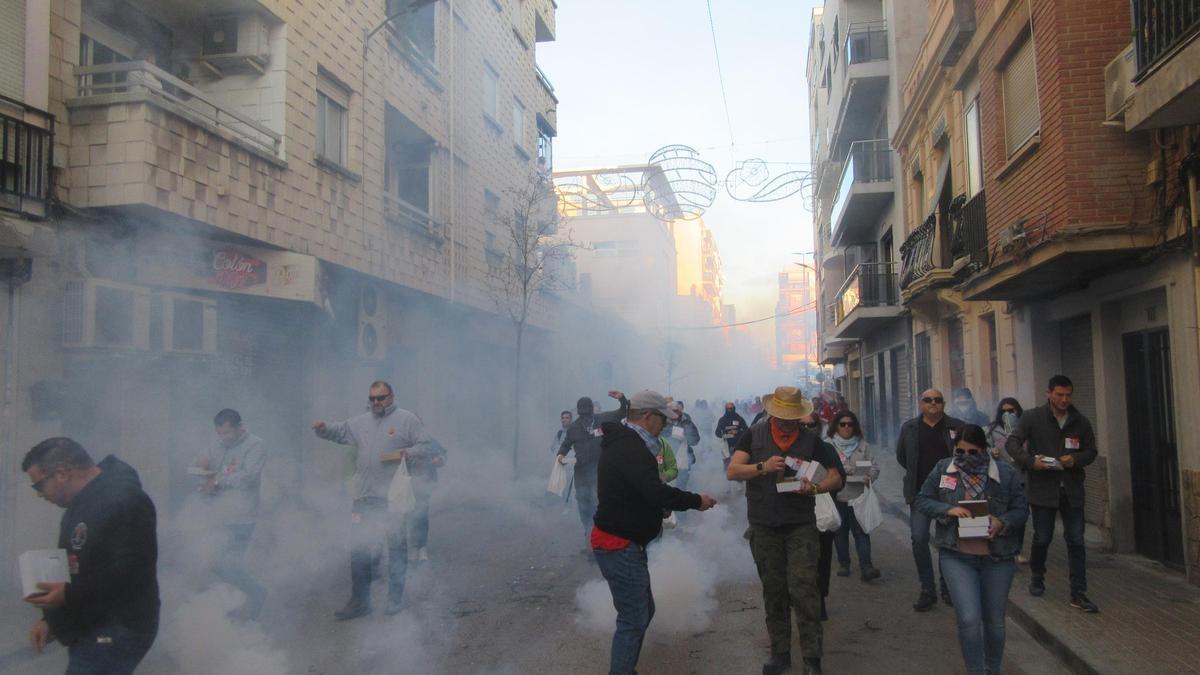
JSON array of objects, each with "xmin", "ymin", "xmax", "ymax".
[
  {"xmin": 0, "ymin": 0, "xmax": 25, "ymax": 100},
  {"xmin": 1002, "ymin": 37, "xmax": 1040, "ymax": 155}
]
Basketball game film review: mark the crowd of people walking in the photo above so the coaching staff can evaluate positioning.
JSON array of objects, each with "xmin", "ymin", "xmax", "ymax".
[{"xmin": 552, "ymin": 373, "xmax": 1097, "ymax": 675}]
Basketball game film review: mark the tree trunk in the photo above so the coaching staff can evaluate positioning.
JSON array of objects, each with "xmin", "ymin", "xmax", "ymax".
[{"xmin": 512, "ymin": 324, "xmax": 524, "ymax": 481}]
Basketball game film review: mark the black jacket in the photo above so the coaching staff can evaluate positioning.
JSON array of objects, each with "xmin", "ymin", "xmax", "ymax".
[
  {"xmin": 558, "ymin": 397, "xmax": 630, "ymax": 473},
  {"xmin": 715, "ymin": 410, "xmax": 748, "ymax": 447},
  {"xmin": 45, "ymin": 455, "xmax": 159, "ymax": 644},
  {"xmin": 594, "ymin": 422, "xmax": 702, "ymax": 545},
  {"xmin": 1005, "ymin": 404, "xmax": 1098, "ymax": 508},
  {"xmin": 895, "ymin": 415, "xmax": 964, "ymax": 504}
]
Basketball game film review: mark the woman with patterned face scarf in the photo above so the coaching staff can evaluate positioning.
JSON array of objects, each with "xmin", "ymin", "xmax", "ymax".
[
  {"xmin": 826, "ymin": 411, "xmax": 881, "ymax": 581},
  {"xmin": 986, "ymin": 398, "xmax": 1025, "ymax": 462},
  {"xmin": 915, "ymin": 425, "xmax": 1029, "ymax": 675}
]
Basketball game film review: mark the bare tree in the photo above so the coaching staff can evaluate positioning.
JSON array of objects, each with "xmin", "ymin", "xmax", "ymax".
[{"xmin": 488, "ymin": 171, "xmax": 574, "ymax": 479}]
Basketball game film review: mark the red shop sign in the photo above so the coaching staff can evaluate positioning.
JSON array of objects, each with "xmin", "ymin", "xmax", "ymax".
[{"xmin": 209, "ymin": 249, "xmax": 267, "ymax": 290}]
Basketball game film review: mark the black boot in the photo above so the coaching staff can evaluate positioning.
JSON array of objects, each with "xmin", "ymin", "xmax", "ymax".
[
  {"xmin": 762, "ymin": 651, "xmax": 791, "ymax": 675},
  {"xmin": 803, "ymin": 657, "xmax": 824, "ymax": 675},
  {"xmin": 913, "ymin": 590, "xmax": 937, "ymax": 612}
]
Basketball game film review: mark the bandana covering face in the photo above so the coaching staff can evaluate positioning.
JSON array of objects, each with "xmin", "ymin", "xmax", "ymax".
[
  {"xmin": 830, "ymin": 434, "xmax": 859, "ymax": 465},
  {"xmin": 770, "ymin": 418, "xmax": 800, "ymax": 450},
  {"xmin": 954, "ymin": 450, "xmax": 989, "ymax": 499}
]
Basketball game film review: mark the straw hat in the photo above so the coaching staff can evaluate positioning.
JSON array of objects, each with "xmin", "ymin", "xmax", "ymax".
[{"xmin": 761, "ymin": 386, "xmax": 814, "ymax": 421}]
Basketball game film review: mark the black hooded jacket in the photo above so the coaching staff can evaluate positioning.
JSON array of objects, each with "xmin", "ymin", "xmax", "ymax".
[
  {"xmin": 715, "ymin": 409, "xmax": 748, "ymax": 448},
  {"xmin": 558, "ymin": 395, "xmax": 629, "ymax": 474},
  {"xmin": 44, "ymin": 455, "xmax": 160, "ymax": 644},
  {"xmin": 593, "ymin": 422, "xmax": 702, "ymax": 545}
]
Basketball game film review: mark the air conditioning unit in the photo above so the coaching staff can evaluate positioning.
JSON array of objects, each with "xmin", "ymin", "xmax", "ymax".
[
  {"xmin": 63, "ymin": 279, "xmax": 151, "ymax": 350},
  {"xmin": 357, "ymin": 283, "xmax": 387, "ymax": 361},
  {"xmin": 201, "ymin": 13, "xmax": 271, "ymax": 73},
  {"xmin": 161, "ymin": 292, "xmax": 217, "ymax": 354},
  {"xmin": 1104, "ymin": 43, "xmax": 1135, "ymax": 124}
]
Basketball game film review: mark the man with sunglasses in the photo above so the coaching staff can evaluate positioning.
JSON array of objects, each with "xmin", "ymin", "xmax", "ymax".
[
  {"xmin": 896, "ymin": 388, "xmax": 964, "ymax": 612},
  {"xmin": 312, "ymin": 380, "xmax": 432, "ymax": 620},
  {"xmin": 592, "ymin": 390, "xmax": 717, "ymax": 675},
  {"xmin": 22, "ymin": 437, "xmax": 159, "ymax": 674}
]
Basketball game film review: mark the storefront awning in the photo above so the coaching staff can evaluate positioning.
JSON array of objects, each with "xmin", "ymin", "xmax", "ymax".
[{"xmin": 135, "ymin": 235, "xmax": 323, "ymax": 305}]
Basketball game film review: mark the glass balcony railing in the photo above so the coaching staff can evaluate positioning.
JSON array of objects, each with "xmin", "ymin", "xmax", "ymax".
[
  {"xmin": 830, "ymin": 139, "xmax": 893, "ymax": 237},
  {"xmin": 834, "ymin": 262, "xmax": 899, "ymax": 323},
  {"xmin": 845, "ymin": 21, "xmax": 888, "ymax": 67}
]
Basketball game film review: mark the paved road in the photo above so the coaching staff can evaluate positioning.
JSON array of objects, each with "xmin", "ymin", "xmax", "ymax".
[{"xmin": 2, "ymin": 451, "xmax": 1069, "ymax": 674}]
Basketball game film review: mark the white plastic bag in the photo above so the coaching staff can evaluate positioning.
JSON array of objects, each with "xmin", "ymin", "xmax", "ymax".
[
  {"xmin": 815, "ymin": 493, "xmax": 842, "ymax": 532},
  {"xmin": 848, "ymin": 487, "xmax": 883, "ymax": 533},
  {"xmin": 662, "ymin": 511, "xmax": 678, "ymax": 529},
  {"xmin": 547, "ymin": 457, "xmax": 571, "ymax": 496},
  {"xmin": 387, "ymin": 458, "xmax": 416, "ymax": 514}
]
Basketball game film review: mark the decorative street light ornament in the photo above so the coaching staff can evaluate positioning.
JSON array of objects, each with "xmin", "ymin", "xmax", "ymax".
[
  {"xmin": 555, "ymin": 171, "xmax": 639, "ymax": 214},
  {"xmin": 641, "ymin": 144, "xmax": 717, "ymax": 221},
  {"xmin": 724, "ymin": 158, "xmax": 815, "ymax": 204}
]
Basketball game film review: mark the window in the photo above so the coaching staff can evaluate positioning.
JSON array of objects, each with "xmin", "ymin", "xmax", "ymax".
[
  {"xmin": 482, "ymin": 63, "xmax": 499, "ymax": 122},
  {"xmin": 1001, "ymin": 37, "xmax": 1039, "ymax": 155},
  {"xmin": 384, "ymin": 104, "xmax": 433, "ymax": 214},
  {"xmin": 963, "ymin": 75, "xmax": 983, "ymax": 196},
  {"xmin": 536, "ymin": 121, "xmax": 553, "ymax": 173},
  {"xmin": 915, "ymin": 331, "xmax": 932, "ymax": 395},
  {"xmin": 79, "ymin": 35, "xmax": 131, "ymax": 92},
  {"xmin": 386, "ymin": 0, "xmax": 436, "ymax": 64},
  {"xmin": 511, "ymin": 98, "xmax": 525, "ymax": 145},
  {"xmin": 316, "ymin": 71, "xmax": 350, "ymax": 167},
  {"xmin": 484, "ymin": 189, "xmax": 501, "ymax": 251}
]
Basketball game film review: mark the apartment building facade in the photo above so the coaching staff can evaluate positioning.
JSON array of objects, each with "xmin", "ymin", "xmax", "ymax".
[
  {"xmin": 0, "ymin": 0, "xmax": 608, "ymax": 585},
  {"xmin": 807, "ymin": 0, "xmax": 928, "ymax": 447},
  {"xmin": 892, "ymin": 0, "xmax": 1200, "ymax": 581},
  {"xmin": 775, "ymin": 266, "xmax": 820, "ymax": 388}
]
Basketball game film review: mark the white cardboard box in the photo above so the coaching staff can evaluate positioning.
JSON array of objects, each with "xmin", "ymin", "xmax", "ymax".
[
  {"xmin": 19, "ymin": 549, "xmax": 69, "ymax": 599},
  {"xmin": 959, "ymin": 516, "xmax": 991, "ymax": 538}
]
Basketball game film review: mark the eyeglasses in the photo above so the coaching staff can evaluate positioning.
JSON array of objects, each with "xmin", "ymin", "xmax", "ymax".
[
  {"xmin": 800, "ymin": 421, "xmax": 821, "ymax": 429},
  {"xmin": 31, "ymin": 475, "xmax": 51, "ymax": 494},
  {"xmin": 368, "ymin": 394, "xmax": 391, "ymax": 403},
  {"xmin": 922, "ymin": 397, "xmax": 945, "ymax": 404},
  {"xmin": 838, "ymin": 422, "xmax": 855, "ymax": 428}
]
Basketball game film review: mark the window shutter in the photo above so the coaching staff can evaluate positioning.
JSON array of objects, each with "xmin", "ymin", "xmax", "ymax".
[
  {"xmin": 0, "ymin": 0, "xmax": 25, "ymax": 100},
  {"xmin": 1002, "ymin": 38, "xmax": 1039, "ymax": 154}
]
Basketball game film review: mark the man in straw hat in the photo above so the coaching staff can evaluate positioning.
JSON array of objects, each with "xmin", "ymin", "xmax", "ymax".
[
  {"xmin": 728, "ymin": 386, "xmax": 844, "ymax": 675},
  {"xmin": 592, "ymin": 389, "xmax": 718, "ymax": 675}
]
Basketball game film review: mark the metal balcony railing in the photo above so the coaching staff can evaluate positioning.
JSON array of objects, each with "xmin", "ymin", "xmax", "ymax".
[
  {"xmin": 899, "ymin": 214, "xmax": 937, "ymax": 290},
  {"xmin": 1133, "ymin": 0, "xmax": 1200, "ymax": 76},
  {"xmin": 0, "ymin": 95, "xmax": 54, "ymax": 216},
  {"xmin": 830, "ymin": 139, "xmax": 893, "ymax": 236},
  {"xmin": 951, "ymin": 190, "xmax": 989, "ymax": 268},
  {"xmin": 845, "ymin": 20, "xmax": 889, "ymax": 66},
  {"xmin": 73, "ymin": 61, "xmax": 282, "ymax": 158},
  {"xmin": 535, "ymin": 64, "xmax": 557, "ymax": 102},
  {"xmin": 384, "ymin": 192, "xmax": 445, "ymax": 242},
  {"xmin": 834, "ymin": 262, "xmax": 898, "ymax": 324}
]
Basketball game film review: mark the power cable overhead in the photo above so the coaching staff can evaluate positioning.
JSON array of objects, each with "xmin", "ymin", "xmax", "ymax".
[
  {"xmin": 705, "ymin": 0, "xmax": 737, "ymax": 152},
  {"xmin": 676, "ymin": 301, "xmax": 817, "ymax": 331}
]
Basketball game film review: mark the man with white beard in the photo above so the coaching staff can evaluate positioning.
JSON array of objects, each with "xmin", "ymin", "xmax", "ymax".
[{"xmin": 312, "ymin": 380, "xmax": 432, "ymax": 620}]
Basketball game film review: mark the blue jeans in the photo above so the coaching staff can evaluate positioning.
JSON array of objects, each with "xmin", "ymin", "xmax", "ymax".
[
  {"xmin": 575, "ymin": 469, "xmax": 598, "ymax": 543},
  {"xmin": 940, "ymin": 552, "xmax": 1016, "ymax": 675},
  {"xmin": 213, "ymin": 523, "xmax": 266, "ymax": 620},
  {"xmin": 1029, "ymin": 491, "xmax": 1087, "ymax": 592},
  {"xmin": 66, "ymin": 623, "xmax": 156, "ymax": 675},
  {"xmin": 910, "ymin": 507, "xmax": 944, "ymax": 594},
  {"xmin": 594, "ymin": 545, "xmax": 655, "ymax": 675},
  {"xmin": 834, "ymin": 500, "xmax": 872, "ymax": 568}
]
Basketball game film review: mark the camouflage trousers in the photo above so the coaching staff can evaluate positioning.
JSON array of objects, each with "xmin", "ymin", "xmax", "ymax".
[{"xmin": 748, "ymin": 522, "xmax": 823, "ymax": 659}]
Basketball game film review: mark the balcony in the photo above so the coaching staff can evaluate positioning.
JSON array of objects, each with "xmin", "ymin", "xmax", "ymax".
[
  {"xmin": 66, "ymin": 61, "xmax": 287, "ymax": 232},
  {"xmin": 383, "ymin": 192, "xmax": 446, "ymax": 243},
  {"xmin": 820, "ymin": 301, "xmax": 853, "ymax": 364},
  {"xmin": 830, "ymin": 139, "xmax": 894, "ymax": 246},
  {"xmin": 832, "ymin": 21, "xmax": 889, "ymax": 150},
  {"xmin": 830, "ymin": 262, "xmax": 902, "ymax": 339},
  {"xmin": 951, "ymin": 190, "xmax": 989, "ymax": 269},
  {"xmin": 0, "ymin": 96, "xmax": 54, "ymax": 219},
  {"xmin": 1126, "ymin": 0, "xmax": 1200, "ymax": 129}
]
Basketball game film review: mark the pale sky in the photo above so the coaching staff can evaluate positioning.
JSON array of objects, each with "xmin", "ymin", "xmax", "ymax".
[{"xmin": 539, "ymin": 0, "xmax": 823, "ymax": 342}]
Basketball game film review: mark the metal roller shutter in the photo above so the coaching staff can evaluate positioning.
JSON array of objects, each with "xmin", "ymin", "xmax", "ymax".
[
  {"xmin": 1059, "ymin": 315, "xmax": 1096, "ymax": 422},
  {"xmin": 0, "ymin": 0, "xmax": 24, "ymax": 100}
]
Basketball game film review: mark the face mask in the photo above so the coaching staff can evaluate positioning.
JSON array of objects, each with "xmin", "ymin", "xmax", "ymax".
[
  {"xmin": 954, "ymin": 450, "xmax": 989, "ymax": 474},
  {"xmin": 1002, "ymin": 411, "xmax": 1018, "ymax": 433}
]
